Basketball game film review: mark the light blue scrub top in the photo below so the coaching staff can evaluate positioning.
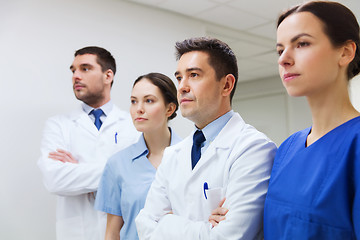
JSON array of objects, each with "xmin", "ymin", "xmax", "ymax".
[{"xmin": 95, "ymin": 129, "xmax": 181, "ymax": 240}]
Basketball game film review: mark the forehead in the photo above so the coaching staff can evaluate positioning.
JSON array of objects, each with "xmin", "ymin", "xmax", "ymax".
[
  {"xmin": 71, "ymin": 54, "xmax": 99, "ymax": 67},
  {"xmin": 176, "ymin": 51, "xmax": 211, "ymax": 71},
  {"xmin": 277, "ymin": 12, "xmax": 325, "ymax": 41},
  {"xmin": 132, "ymin": 78, "xmax": 162, "ymax": 97}
]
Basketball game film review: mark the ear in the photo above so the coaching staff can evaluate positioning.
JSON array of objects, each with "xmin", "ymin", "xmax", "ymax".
[
  {"xmin": 339, "ymin": 41, "xmax": 356, "ymax": 67},
  {"xmin": 221, "ymin": 74, "xmax": 236, "ymax": 97},
  {"xmin": 104, "ymin": 69, "xmax": 114, "ymax": 85},
  {"xmin": 165, "ymin": 102, "xmax": 176, "ymax": 118}
]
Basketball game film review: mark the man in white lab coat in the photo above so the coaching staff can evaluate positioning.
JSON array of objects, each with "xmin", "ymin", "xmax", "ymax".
[
  {"xmin": 135, "ymin": 37, "xmax": 277, "ymax": 239},
  {"xmin": 38, "ymin": 46, "xmax": 139, "ymax": 240}
]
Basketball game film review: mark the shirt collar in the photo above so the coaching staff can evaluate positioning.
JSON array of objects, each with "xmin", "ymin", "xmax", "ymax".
[
  {"xmin": 132, "ymin": 128, "xmax": 181, "ymax": 162},
  {"xmin": 198, "ymin": 110, "xmax": 234, "ymax": 143},
  {"xmin": 82, "ymin": 100, "xmax": 113, "ymax": 116},
  {"xmin": 132, "ymin": 134, "xmax": 149, "ymax": 161}
]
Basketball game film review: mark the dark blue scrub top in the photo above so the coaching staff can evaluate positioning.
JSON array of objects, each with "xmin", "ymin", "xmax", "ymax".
[{"xmin": 264, "ymin": 116, "xmax": 360, "ymax": 239}]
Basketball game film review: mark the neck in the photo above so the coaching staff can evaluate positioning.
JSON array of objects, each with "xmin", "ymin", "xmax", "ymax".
[
  {"xmin": 87, "ymin": 97, "xmax": 110, "ymax": 109},
  {"xmin": 143, "ymin": 126, "xmax": 171, "ymax": 155},
  {"xmin": 306, "ymin": 79, "xmax": 359, "ymax": 145},
  {"xmin": 195, "ymin": 103, "xmax": 231, "ymax": 129}
]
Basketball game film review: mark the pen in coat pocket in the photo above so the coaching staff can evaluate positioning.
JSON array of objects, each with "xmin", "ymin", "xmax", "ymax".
[{"xmin": 203, "ymin": 182, "xmax": 208, "ymax": 199}]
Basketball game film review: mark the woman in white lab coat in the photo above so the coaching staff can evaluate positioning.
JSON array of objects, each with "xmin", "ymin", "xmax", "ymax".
[{"xmin": 94, "ymin": 72, "xmax": 181, "ymax": 240}]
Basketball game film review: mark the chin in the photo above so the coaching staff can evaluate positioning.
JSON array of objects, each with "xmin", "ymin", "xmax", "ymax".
[{"xmin": 286, "ymin": 90, "xmax": 305, "ymax": 97}]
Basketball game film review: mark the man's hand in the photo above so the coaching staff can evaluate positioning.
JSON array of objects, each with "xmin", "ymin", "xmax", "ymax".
[
  {"xmin": 48, "ymin": 149, "xmax": 78, "ymax": 164},
  {"xmin": 208, "ymin": 197, "xmax": 228, "ymax": 227}
]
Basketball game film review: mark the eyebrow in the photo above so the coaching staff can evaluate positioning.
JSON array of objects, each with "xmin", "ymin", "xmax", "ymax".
[
  {"xmin": 69, "ymin": 63, "xmax": 93, "ymax": 70},
  {"xmin": 276, "ymin": 33, "xmax": 314, "ymax": 47},
  {"xmin": 130, "ymin": 94, "xmax": 157, "ymax": 99},
  {"xmin": 174, "ymin": 67, "xmax": 203, "ymax": 76}
]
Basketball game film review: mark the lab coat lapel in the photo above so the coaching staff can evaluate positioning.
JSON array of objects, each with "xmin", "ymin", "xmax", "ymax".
[
  {"xmin": 191, "ymin": 139, "xmax": 226, "ymax": 174},
  {"xmin": 191, "ymin": 113, "xmax": 243, "ymax": 174},
  {"xmin": 100, "ymin": 106, "xmax": 123, "ymax": 131},
  {"xmin": 70, "ymin": 108, "xmax": 99, "ymax": 136}
]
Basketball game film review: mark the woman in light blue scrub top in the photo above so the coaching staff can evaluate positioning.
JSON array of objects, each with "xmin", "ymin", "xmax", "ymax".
[
  {"xmin": 264, "ymin": 1, "xmax": 360, "ymax": 239},
  {"xmin": 95, "ymin": 72, "xmax": 181, "ymax": 240}
]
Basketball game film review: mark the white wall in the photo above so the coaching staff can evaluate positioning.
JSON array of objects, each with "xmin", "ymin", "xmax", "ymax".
[
  {"xmin": 233, "ymin": 76, "xmax": 312, "ymax": 146},
  {"xmin": 350, "ymin": 75, "xmax": 360, "ymax": 111}
]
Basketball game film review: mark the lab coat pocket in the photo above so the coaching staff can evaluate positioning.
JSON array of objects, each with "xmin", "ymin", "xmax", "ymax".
[{"xmin": 204, "ymin": 187, "xmax": 224, "ymax": 217}]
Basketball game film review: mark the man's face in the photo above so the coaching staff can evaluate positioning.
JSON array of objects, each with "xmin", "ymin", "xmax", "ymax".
[
  {"xmin": 175, "ymin": 51, "xmax": 224, "ymax": 129},
  {"xmin": 70, "ymin": 54, "xmax": 109, "ymax": 107}
]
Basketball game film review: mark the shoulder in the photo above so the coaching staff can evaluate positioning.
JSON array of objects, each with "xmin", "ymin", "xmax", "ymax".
[
  {"xmin": 162, "ymin": 135, "xmax": 191, "ymax": 161},
  {"xmin": 278, "ymin": 128, "xmax": 309, "ymax": 150},
  {"xmin": 46, "ymin": 106, "xmax": 85, "ymax": 122},
  {"xmin": 43, "ymin": 110, "xmax": 80, "ymax": 130},
  {"xmin": 109, "ymin": 136, "xmax": 143, "ymax": 163},
  {"xmin": 344, "ymin": 116, "xmax": 360, "ymax": 134},
  {"xmin": 169, "ymin": 128, "xmax": 183, "ymax": 145},
  {"xmin": 221, "ymin": 112, "xmax": 275, "ymax": 147},
  {"xmin": 111, "ymin": 105, "xmax": 132, "ymax": 120}
]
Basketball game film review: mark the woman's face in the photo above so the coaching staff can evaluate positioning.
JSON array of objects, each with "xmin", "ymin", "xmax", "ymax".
[
  {"xmin": 276, "ymin": 12, "xmax": 344, "ymax": 97},
  {"xmin": 130, "ymin": 78, "xmax": 172, "ymax": 133}
]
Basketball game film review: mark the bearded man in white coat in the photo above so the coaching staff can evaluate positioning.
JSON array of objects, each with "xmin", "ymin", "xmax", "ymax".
[
  {"xmin": 38, "ymin": 46, "xmax": 139, "ymax": 240},
  {"xmin": 135, "ymin": 37, "xmax": 277, "ymax": 239}
]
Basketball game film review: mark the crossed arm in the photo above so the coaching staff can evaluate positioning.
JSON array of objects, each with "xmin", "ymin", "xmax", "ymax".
[
  {"xmin": 38, "ymin": 117, "xmax": 105, "ymax": 196},
  {"xmin": 48, "ymin": 149, "xmax": 78, "ymax": 164}
]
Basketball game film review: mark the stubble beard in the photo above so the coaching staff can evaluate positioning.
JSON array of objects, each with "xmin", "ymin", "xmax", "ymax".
[{"xmin": 74, "ymin": 89, "xmax": 105, "ymax": 107}]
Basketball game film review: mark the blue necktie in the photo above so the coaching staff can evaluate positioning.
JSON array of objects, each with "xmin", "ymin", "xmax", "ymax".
[
  {"xmin": 91, "ymin": 109, "xmax": 104, "ymax": 130},
  {"xmin": 191, "ymin": 130, "xmax": 206, "ymax": 169}
]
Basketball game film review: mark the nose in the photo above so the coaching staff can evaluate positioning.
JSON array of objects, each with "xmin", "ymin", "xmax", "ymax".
[
  {"xmin": 72, "ymin": 70, "xmax": 81, "ymax": 82},
  {"xmin": 278, "ymin": 48, "xmax": 294, "ymax": 68},
  {"xmin": 137, "ymin": 102, "xmax": 144, "ymax": 114},
  {"xmin": 178, "ymin": 77, "xmax": 190, "ymax": 94}
]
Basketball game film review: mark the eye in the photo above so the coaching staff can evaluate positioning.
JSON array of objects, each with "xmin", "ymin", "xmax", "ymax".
[
  {"xmin": 190, "ymin": 73, "xmax": 198, "ymax": 78},
  {"xmin": 297, "ymin": 41, "xmax": 310, "ymax": 48},
  {"xmin": 176, "ymin": 76, "xmax": 182, "ymax": 82},
  {"xmin": 276, "ymin": 48, "xmax": 284, "ymax": 56},
  {"xmin": 83, "ymin": 67, "xmax": 89, "ymax": 71},
  {"xmin": 130, "ymin": 99, "xmax": 136, "ymax": 104},
  {"xmin": 146, "ymin": 99, "xmax": 154, "ymax": 103}
]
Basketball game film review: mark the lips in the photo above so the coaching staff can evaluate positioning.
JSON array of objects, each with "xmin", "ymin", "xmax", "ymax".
[
  {"xmin": 180, "ymin": 98, "xmax": 193, "ymax": 104},
  {"xmin": 74, "ymin": 84, "xmax": 85, "ymax": 90},
  {"xmin": 135, "ymin": 117, "xmax": 147, "ymax": 122},
  {"xmin": 283, "ymin": 73, "xmax": 300, "ymax": 82}
]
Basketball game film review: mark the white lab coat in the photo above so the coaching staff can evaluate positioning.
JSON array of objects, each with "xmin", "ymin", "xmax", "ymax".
[
  {"xmin": 38, "ymin": 105, "xmax": 140, "ymax": 240},
  {"xmin": 135, "ymin": 113, "xmax": 277, "ymax": 240}
]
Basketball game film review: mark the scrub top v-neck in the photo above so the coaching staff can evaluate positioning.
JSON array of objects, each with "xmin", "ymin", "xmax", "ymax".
[{"xmin": 264, "ymin": 116, "xmax": 360, "ymax": 239}]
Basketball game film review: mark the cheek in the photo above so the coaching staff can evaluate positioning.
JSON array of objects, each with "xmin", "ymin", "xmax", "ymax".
[
  {"xmin": 150, "ymin": 105, "xmax": 167, "ymax": 120},
  {"xmin": 129, "ymin": 106, "xmax": 137, "ymax": 119}
]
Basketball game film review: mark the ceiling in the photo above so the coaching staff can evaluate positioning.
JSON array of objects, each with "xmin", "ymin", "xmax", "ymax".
[{"xmin": 123, "ymin": 0, "xmax": 360, "ymax": 82}]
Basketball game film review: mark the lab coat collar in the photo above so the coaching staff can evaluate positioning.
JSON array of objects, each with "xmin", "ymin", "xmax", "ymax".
[
  {"xmin": 194, "ymin": 113, "xmax": 245, "ymax": 171},
  {"xmin": 68, "ymin": 104, "xmax": 129, "ymax": 136},
  {"xmin": 172, "ymin": 113, "xmax": 245, "ymax": 173}
]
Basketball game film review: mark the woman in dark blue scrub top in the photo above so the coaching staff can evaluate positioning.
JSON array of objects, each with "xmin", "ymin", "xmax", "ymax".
[{"xmin": 264, "ymin": 1, "xmax": 360, "ymax": 239}]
